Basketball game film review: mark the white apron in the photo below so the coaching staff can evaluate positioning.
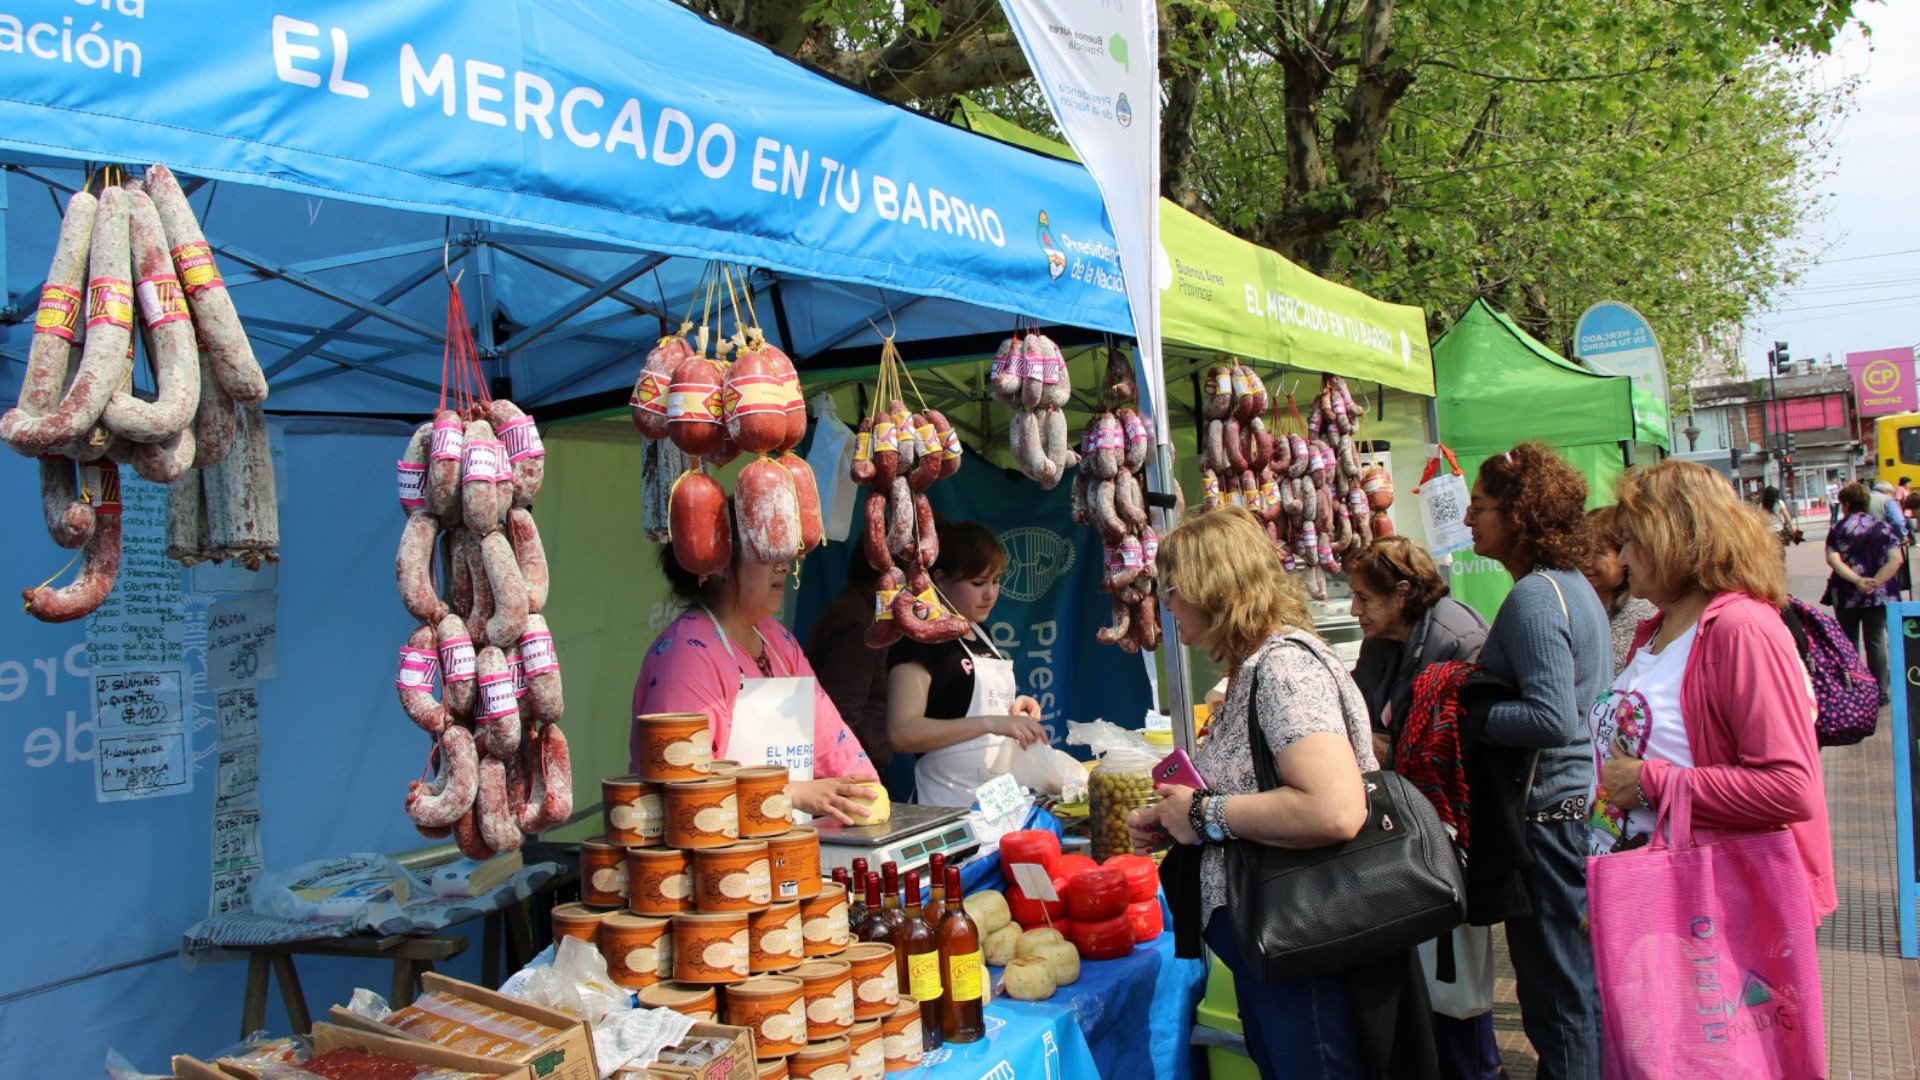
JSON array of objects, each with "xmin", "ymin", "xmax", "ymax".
[
  {"xmin": 703, "ymin": 607, "xmax": 817, "ymax": 785},
  {"xmin": 914, "ymin": 628, "xmax": 1019, "ymax": 808}
]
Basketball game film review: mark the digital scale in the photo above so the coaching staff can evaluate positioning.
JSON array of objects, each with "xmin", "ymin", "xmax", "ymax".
[{"xmin": 813, "ymin": 803, "xmax": 980, "ymax": 879}]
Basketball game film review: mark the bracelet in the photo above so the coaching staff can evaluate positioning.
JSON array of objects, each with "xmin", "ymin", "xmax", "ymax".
[
  {"xmin": 1187, "ymin": 789, "xmax": 1214, "ymax": 845},
  {"xmin": 1206, "ymin": 794, "xmax": 1236, "ymax": 842}
]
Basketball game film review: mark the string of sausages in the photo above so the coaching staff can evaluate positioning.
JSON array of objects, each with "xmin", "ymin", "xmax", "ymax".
[
  {"xmin": 5, "ymin": 164, "xmax": 276, "ymax": 622},
  {"xmin": 1074, "ymin": 347, "xmax": 1162, "ymax": 652},
  {"xmin": 1198, "ymin": 368, "xmax": 1395, "ymax": 600},
  {"xmin": 630, "ymin": 265, "xmax": 820, "ymax": 578},
  {"xmin": 849, "ymin": 336, "xmax": 967, "ymax": 647},
  {"xmin": 991, "ymin": 322, "xmax": 1075, "ymax": 488},
  {"xmin": 395, "ymin": 276, "xmax": 568, "ymax": 857}
]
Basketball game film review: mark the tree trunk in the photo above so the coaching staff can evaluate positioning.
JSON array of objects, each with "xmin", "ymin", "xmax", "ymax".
[{"xmin": 1329, "ymin": 0, "xmax": 1413, "ymax": 222}]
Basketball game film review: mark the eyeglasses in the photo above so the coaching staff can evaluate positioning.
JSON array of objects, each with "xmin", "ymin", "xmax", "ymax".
[{"xmin": 1465, "ymin": 503, "xmax": 1496, "ymax": 520}]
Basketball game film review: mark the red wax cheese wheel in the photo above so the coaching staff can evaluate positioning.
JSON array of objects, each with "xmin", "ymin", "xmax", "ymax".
[
  {"xmin": 1101, "ymin": 854, "xmax": 1160, "ymax": 904},
  {"xmin": 1065, "ymin": 867, "xmax": 1129, "ymax": 923},
  {"xmin": 998, "ymin": 830, "xmax": 1063, "ymax": 881},
  {"xmin": 669, "ymin": 471, "xmax": 730, "ymax": 576},
  {"xmin": 1054, "ymin": 854, "xmax": 1099, "ymax": 881},
  {"xmin": 1006, "ymin": 877, "xmax": 1067, "ymax": 929},
  {"xmin": 1066, "ymin": 914, "xmax": 1135, "ymax": 961},
  {"xmin": 1125, "ymin": 898, "xmax": 1163, "ymax": 944}
]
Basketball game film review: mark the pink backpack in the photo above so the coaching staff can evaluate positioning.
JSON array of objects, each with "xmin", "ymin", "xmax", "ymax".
[{"xmin": 1781, "ymin": 596, "xmax": 1879, "ymax": 746}]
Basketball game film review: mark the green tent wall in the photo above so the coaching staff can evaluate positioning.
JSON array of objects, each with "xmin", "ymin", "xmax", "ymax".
[{"xmin": 1435, "ymin": 299, "xmax": 1669, "ymax": 619}]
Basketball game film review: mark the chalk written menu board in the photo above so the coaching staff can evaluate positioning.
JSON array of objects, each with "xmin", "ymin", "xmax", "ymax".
[{"xmin": 1887, "ymin": 605, "xmax": 1920, "ymax": 959}]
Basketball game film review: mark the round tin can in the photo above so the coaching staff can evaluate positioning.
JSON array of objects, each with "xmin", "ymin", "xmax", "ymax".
[
  {"xmin": 799, "ymin": 882, "xmax": 851, "ymax": 957},
  {"xmin": 765, "ymin": 827, "xmax": 822, "ymax": 902},
  {"xmin": 628, "ymin": 846, "xmax": 694, "ymax": 916},
  {"xmin": 635, "ymin": 981, "xmax": 718, "ymax": 1023},
  {"xmin": 694, "ymin": 840, "xmax": 773, "ymax": 913},
  {"xmin": 665, "ymin": 776, "xmax": 740, "ymax": 849},
  {"xmin": 551, "ymin": 901, "xmax": 610, "ymax": 945},
  {"xmin": 671, "ymin": 911, "xmax": 750, "ymax": 984},
  {"xmin": 789, "ymin": 1036, "xmax": 851, "ymax": 1079},
  {"xmin": 724, "ymin": 975, "xmax": 808, "ymax": 1059},
  {"xmin": 579, "ymin": 835, "xmax": 630, "ymax": 908},
  {"xmin": 880, "ymin": 1000, "xmax": 924, "ymax": 1072},
  {"xmin": 634, "ymin": 712, "xmax": 714, "ymax": 782},
  {"xmin": 733, "ymin": 765, "xmax": 794, "ymax": 838},
  {"xmin": 749, "ymin": 900, "xmax": 806, "ymax": 973},
  {"xmin": 843, "ymin": 942, "xmax": 900, "ymax": 1020},
  {"xmin": 599, "ymin": 912, "xmax": 673, "ymax": 989},
  {"xmin": 602, "ymin": 775, "xmax": 665, "ymax": 847},
  {"xmin": 791, "ymin": 958, "xmax": 855, "ymax": 1041}
]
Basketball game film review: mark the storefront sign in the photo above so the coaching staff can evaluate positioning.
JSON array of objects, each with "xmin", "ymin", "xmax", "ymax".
[{"xmin": 1847, "ymin": 347, "xmax": 1918, "ymax": 417}]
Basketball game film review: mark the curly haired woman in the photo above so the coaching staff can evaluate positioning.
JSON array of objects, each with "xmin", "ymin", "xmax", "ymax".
[{"xmin": 1464, "ymin": 443, "xmax": 1612, "ymax": 1080}]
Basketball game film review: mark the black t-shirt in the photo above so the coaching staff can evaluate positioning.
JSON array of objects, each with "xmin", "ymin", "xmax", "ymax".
[{"xmin": 888, "ymin": 632, "xmax": 1000, "ymax": 720}]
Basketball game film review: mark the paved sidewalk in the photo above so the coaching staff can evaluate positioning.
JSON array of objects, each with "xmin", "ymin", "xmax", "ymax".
[{"xmin": 1489, "ymin": 536, "xmax": 1920, "ymax": 1078}]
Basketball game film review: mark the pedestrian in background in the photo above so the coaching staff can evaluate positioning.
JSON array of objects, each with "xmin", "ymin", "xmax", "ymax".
[
  {"xmin": 1463, "ymin": 443, "xmax": 1611, "ymax": 1080},
  {"xmin": 1757, "ymin": 485, "xmax": 1800, "ymax": 548},
  {"xmin": 1826, "ymin": 481, "xmax": 1904, "ymax": 705},
  {"xmin": 1581, "ymin": 506, "xmax": 1659, "ymax": 677}
]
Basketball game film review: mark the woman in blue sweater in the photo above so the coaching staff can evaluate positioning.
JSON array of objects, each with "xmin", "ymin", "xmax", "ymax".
[{"xmin": 1464, "ymin": 444, "xmax": 1612, "ymax": 1080}]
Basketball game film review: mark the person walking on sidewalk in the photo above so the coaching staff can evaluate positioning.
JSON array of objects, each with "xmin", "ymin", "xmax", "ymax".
[{"xmin": 1826, "ymin": 482, "xmax": 1904, "ymax": 705}]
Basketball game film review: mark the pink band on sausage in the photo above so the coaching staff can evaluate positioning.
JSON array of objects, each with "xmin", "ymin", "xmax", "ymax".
[
  {"xmin": 476, "ymin": 671, "xmax": 516, "ymax": 719},
  {"xmin": 519, "ymin": 629, "xmax": 559, "ymax": 676},
  {"xmin": 396, "ymin": 646, "xmax": 438, "ymax": 691},
  {"xmin": 498, "ymin": 415, "xmax": 546, "ymax": 463},
  {"xmin": 397, "ymin": 461, "xmax": 427, "ymax": 509},
  {"xmin": 439, "ymin": 636, "xmax": 476, "ymax": 682}
]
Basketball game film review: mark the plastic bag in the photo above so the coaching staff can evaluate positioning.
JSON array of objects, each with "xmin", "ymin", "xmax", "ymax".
[
  {"xmin": 804, "ymin": 393, "xmax": 858, "ymax": 542},
  {"xmin": 250, "ymin": 853, "xmax": 415, "ymax": 928},
  {"xmin": 1069, "ymin": 720, "xmax": 1162, "ymax": 861},
  {"xmin": 995, "ymin": 739, "xmax": 1088, "ymax": 803},
  {"xmin": 512, "ymin": 936, "xmax": 697, "ymax": 1079}
]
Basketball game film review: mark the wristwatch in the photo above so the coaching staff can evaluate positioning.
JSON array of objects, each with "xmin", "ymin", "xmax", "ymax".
[{"xmin": 1204, "ymin": 794, "xmax": 1235, "ymax": 842}]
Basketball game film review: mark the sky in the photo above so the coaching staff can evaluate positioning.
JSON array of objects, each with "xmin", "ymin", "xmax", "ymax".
[{"xmin": 1741, "ymin": 1, "xmax": 1920, "ymax": 374}]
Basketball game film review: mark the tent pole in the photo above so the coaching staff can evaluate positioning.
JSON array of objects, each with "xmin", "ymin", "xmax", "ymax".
[{"xmin": 1147, "ymin": 438, "xmax": 1197, "ymax": 755}]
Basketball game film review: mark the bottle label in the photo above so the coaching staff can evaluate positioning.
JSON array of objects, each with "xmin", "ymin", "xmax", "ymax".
[
  {"xmin": 947, "ymin": 950, "xmax": 984, "ymax": 1002},
  {"xmin": 909, "ymin": 950, "xmax": 941, "ymax": 1002}
]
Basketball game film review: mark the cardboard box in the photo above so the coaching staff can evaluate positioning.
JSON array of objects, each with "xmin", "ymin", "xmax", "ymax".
[
  {"xmin": 329, "ymin": 972, "xmax": 598, "ymax": 1080},
  {"xmin": 180, "ymin": 1023, "xmax": 528, "ymax": 1080},
  {"xmin": 635, "ymin": 1023, "xmax": 756, "ymax": 1080}
]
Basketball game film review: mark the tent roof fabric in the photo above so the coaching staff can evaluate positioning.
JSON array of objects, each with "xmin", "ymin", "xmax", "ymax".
[
  {"xmin": 1435, "ymin": 299, "xmax": 1667, "ymax": 454},
  {"xmin": 0, "ymin": 1, "xmax": 1140, "ymax": 419}
]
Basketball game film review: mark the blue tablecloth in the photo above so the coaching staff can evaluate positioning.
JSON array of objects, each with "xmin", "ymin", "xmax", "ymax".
[
  {"xmin": 956, "ymin": 806, "xmax": 1209, "ymax": 1080},
  {"xmin": 984, "ymin": 923, "xmax": 1206, "ymax": 1080},
  {"xmin": 898, "ymin": 997, "xmax": 1101, "ymax": 1078}
]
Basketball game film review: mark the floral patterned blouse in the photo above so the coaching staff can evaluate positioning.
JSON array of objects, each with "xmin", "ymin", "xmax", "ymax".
[{"xmin": 1193, "ymin": 629, "xmax": 1379, "ymax": 920}]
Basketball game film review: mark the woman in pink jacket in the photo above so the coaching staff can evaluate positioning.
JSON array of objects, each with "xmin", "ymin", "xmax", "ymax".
[{"xmin": 1594, "ymin": 460, "xmax": 1836, "ymax": 923}]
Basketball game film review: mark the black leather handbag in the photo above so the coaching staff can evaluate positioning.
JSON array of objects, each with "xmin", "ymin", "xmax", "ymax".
[{"xmin": 1225, "ymin": 650, "xmax": 1468, "ymax": 981}]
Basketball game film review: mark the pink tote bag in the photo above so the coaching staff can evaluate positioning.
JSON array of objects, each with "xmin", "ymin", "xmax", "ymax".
[{"xmin": 1588, "ymin": 770, "xmax": 1825, "ymax": 1079}]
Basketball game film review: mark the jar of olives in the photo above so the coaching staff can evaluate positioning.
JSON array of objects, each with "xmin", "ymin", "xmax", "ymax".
[{"xmin": 1088, "ymin": 747, "xmax": 1160, "ymax": 862}]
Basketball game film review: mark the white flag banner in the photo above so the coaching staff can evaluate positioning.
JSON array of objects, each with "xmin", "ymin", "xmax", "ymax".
[{"xmin": 998, "ymin": 0, "xmax": 1165, "ymax": 444}]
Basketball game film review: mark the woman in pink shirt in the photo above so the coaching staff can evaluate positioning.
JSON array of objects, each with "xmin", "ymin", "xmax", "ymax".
[
  {"xmin": 633, "ymin": 536, "xmax": 879, "ymax": 824},
  {"xmin": 1596, "ymin": 461, "xmax": 1835, "ymax": 912}
]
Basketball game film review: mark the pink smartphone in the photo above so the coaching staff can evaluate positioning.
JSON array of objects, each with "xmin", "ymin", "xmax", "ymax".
[{"xmin": 1152, "ymin": 747, "xmax": 1207, "ymax": 790}]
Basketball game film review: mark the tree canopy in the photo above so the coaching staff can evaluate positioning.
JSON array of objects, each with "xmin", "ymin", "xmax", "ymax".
[{"xmin": 686, "ymin": 0, "xmax": 1861, "ymax": 384}]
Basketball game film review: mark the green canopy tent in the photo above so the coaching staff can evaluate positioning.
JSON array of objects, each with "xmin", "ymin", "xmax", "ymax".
[{"xmin": 1435, "ymin": 298, "xmax": 1669, "ymax": 619}]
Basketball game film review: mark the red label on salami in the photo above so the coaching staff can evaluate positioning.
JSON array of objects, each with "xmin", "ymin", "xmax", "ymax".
[
  {"xmin": 135, "ymin": 274, "xmax": 192, "ymax": 329},
  {"xmin": 632, "ymin": 371, "xmax": 671, "ymax": 414},
  {"xmin": 520, "ymin": 629, "xmax": 559, "ymax": 676},
  {"xmin": 169, "ymin": 242, "xmax": 224, "ymax": 295},
  {"xmin": 397, "ymin": 461, "xmax": 427, "ymax": 509},
  {"xmin": 498, "ymin": 415, "xmax": 545, "ymax": 463},
  {"xmin": 34, "ymin": 284, "xmax": 82, "ymax": 340},
  {"xmin": 396, "ymin": 646, "xmax": 439, "ymax": 691},
  {"xmin": 85, "ymin": 278, "xmax": 134, "ymax": 331},
  {"xmin": 728, "ymin": 377, "xmax": 786, "ymax": 415},
  {"xmin": 667, "ymin": 386, "xmax": 719, "ymax": 426},
  {"xmin": 439, "ymin": 636, "xmax": 476, "ymax": 682},
  {"xmin": 476, "ymin": 671, "xmax": 516, "ymax": 719}
]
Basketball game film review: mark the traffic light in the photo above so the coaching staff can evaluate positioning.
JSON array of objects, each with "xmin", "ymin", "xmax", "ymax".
[
  {"xmin": 1729, "ymin": 446, "xmax": 1741, "ymax": 471},
  {"xmin": 1771, "ymin": 340, "xmax": 1792, "ymax": 373},
  {"xmin": 1786, "ymin": 433, "xmax": 1798, "ymax": 455}
]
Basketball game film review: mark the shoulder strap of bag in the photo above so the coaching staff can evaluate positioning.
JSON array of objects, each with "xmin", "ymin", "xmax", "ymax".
[
  {"xmin": 1244, "ymin": 637, "xmax": 1358, "ymax": 794},
  {"xmin": 1535, "ymin": 569, "xmax": 1570, "ymax": 622}
]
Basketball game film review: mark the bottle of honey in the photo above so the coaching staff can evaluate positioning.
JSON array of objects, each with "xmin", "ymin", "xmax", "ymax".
[
  {"xmin": 856, "ymin": 872, "xmax": 901, "ymax": 944},
  {"xmin": 847, "ymin": 858, "xmax": 870, "ymax": 929},
  {"xmin": 924, "ymin": 853, "xmax": 947, "ymax": 927},
  {"xmin": 882, "ymin": 861, "xmax": 905, "ymax": 920},
  {"xmin": 938, "ymin": 865, "xmax": 984, "ymax": 1042},
  {"xmin": 902, "ymin": 869, "xmax": 943, "ymax": 1049}
]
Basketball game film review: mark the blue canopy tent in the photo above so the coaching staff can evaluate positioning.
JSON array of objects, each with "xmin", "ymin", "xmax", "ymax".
[{"xmin": 0, "ymin": 2, "xmax": 1145, "ymax": 1072}]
